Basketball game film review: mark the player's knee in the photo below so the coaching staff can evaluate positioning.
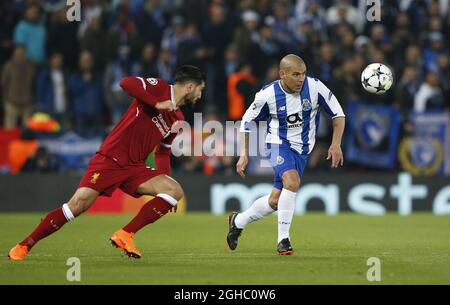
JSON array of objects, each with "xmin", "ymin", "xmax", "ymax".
[
  {"xmin": 76, "ymin": 197, "xmax": 91, "ymax": 215},
  {"xmin": 69, "ymin": 192, "xmax": 95, "ymax": 216},
  {"xmin": 164, "ymin": 180, "xmax": 184, "ymax": 201},
  {"xmin": 282, "ymin": 177, "xmax": 300, "ymax": 192},
  {"xmin": 173, "ymin": 184, "xmax": 184, "ymax": 201}
]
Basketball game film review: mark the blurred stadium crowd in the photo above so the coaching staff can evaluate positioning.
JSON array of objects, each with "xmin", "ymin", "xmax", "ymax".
[{"xmin": 0, "ymin": 0, "xmax": 449, "ymax": 175}]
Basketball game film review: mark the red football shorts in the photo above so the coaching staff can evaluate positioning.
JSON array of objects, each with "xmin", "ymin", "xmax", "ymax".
[{"xmin": 79, "ymin": 153, "xmax": 163, "ymax": 198}]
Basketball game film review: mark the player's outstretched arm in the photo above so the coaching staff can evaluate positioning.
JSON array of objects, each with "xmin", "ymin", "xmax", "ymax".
[
  {"xmin": 327, "ymin": 117, "xmax": 345, "ymax": 168},
  {"xmin": 236, "ymin": 132, "xmax": 249, "ymax": 178}
]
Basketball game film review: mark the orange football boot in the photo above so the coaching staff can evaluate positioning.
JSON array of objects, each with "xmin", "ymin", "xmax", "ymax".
[
  {"xmin": 110, "ymin": 229, "xmax": 142, "ymax": 259},
  {"xmin": 8, "ymin": 244, "xmax": 29, "ymax": 261}
]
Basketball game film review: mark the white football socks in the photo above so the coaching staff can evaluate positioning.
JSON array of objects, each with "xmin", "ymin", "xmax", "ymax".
[
  {"xmin": 234, "ymin": 195, "xmax": 275, "ymax": 229},
  {"xmin": 277, "ymin": 188, "xmax": 297, "ymax": 243}
]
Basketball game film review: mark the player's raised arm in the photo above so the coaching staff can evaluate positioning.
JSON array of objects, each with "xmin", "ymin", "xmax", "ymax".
[
  {"xmin": 237, "ymin": 91, "xmax": 269, "ymax": 178},
  {"xmin": 119, "ymin": 76, "xmax": 175, "ymax": 111}
]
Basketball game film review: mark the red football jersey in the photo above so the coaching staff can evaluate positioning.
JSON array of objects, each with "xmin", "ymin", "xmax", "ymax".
[{"xmin": 98, "ymin": 77, "xmax": 184, "ymax": 169}]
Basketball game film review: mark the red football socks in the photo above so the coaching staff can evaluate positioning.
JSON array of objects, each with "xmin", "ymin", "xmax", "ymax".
[
  {"xmin": 17, "ymin": 198, "xmax": 174, "ymax": 250},
  {"xmin": 20, "ymin": 208, "xmax": 70, "ymax": 250},
  {"xmin": 123, "ymin": 197, "xmax": 173, "ymax": 234}
]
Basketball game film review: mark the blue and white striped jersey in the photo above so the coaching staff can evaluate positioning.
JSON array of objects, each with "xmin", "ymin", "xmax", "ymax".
[{"xmin": 240, "ymin": 77, "xmax": 345, "ymax": 155}]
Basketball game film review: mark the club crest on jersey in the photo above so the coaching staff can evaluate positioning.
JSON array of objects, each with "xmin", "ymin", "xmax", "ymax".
[
  {"xmin": 90, "ymin": 172, "xmax": 100, "ymax": 184},
  {"xmin": 147, "ymin": 78, "xmax": 158, "ymax": 85},
  {"xmin": 302, "ymin": 99, "xmax": 312, "ymax": 111},
  {"xmin": 276, "ymin": 156, "xmax": 285, "ymax": 165}
]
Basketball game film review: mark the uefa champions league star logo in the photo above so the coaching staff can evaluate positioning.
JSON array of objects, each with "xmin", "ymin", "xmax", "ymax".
[
  {"xmin": 147, "ymin": 78, "xmax": 158, "ymax": 86},
  {"xmin": 302, "ymin": 99, "xmax": 312, "ymax": 111}
]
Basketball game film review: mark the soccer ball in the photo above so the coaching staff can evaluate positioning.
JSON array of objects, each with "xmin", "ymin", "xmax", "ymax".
[{"xmin": 361, "ymin": 63, "xmax": 393, "ymax": 94}]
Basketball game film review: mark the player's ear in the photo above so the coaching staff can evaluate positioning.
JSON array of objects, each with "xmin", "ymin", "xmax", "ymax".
[{"xmin": 185, "ymin": 82, "xmax": 194, "ymax": 93}]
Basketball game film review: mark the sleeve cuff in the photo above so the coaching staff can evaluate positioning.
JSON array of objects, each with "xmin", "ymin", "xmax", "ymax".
[{"xmin": 332, "ymin": 115, "xmax": 346, "ymax": 119}]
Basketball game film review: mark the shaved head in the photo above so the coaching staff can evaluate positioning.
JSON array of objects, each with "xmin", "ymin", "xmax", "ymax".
[{"xmin": 279, "ymin": 54, "xmax": 305, "ymax": 71}]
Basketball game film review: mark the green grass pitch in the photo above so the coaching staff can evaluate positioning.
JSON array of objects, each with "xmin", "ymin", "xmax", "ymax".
[{"xmin": 1, "ymin": 213, "xmax": 449, "ymax": 284}]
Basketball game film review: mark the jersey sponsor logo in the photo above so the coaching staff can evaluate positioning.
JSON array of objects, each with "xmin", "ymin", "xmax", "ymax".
[
  {"xmin": 302, "ymin": 99, "xmax": 312, "ymax": 111},
  {"xmin": 152, "ymin": 117, "xmax": 166, "ymax": 136},
  {"xmin": 152, "ymin": 114, "xmax": 171, "ymax": 137},
  {"xmin": 278, "ymin": 106, "xmax": 286, "ymax": 111},
  {"xmin": 90, "ymin": 172, "xmax": 100, "ymax": 184},
  {"xmin": 147, "ymin": 78, "xmax": 158, "ymax": 85},
  {"xmin": 286, "ymin": 113, "xmax": 303, "ymax": 128},
  {"xmin": 158, "ymin": 113, "xmax": 170, "ymax": 131},
  {"xmin": 286, "ymin": 113, "xmax": 302, "ymax": 124}
]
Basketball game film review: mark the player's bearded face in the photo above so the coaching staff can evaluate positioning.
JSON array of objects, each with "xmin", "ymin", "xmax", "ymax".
[
  {"xmin": 184, "ymin": 83, "xmax": 204, "ymax": 107},
  {"xmin": 184, "ymin": 91, "xmax": 197, "ymax": 107}
]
